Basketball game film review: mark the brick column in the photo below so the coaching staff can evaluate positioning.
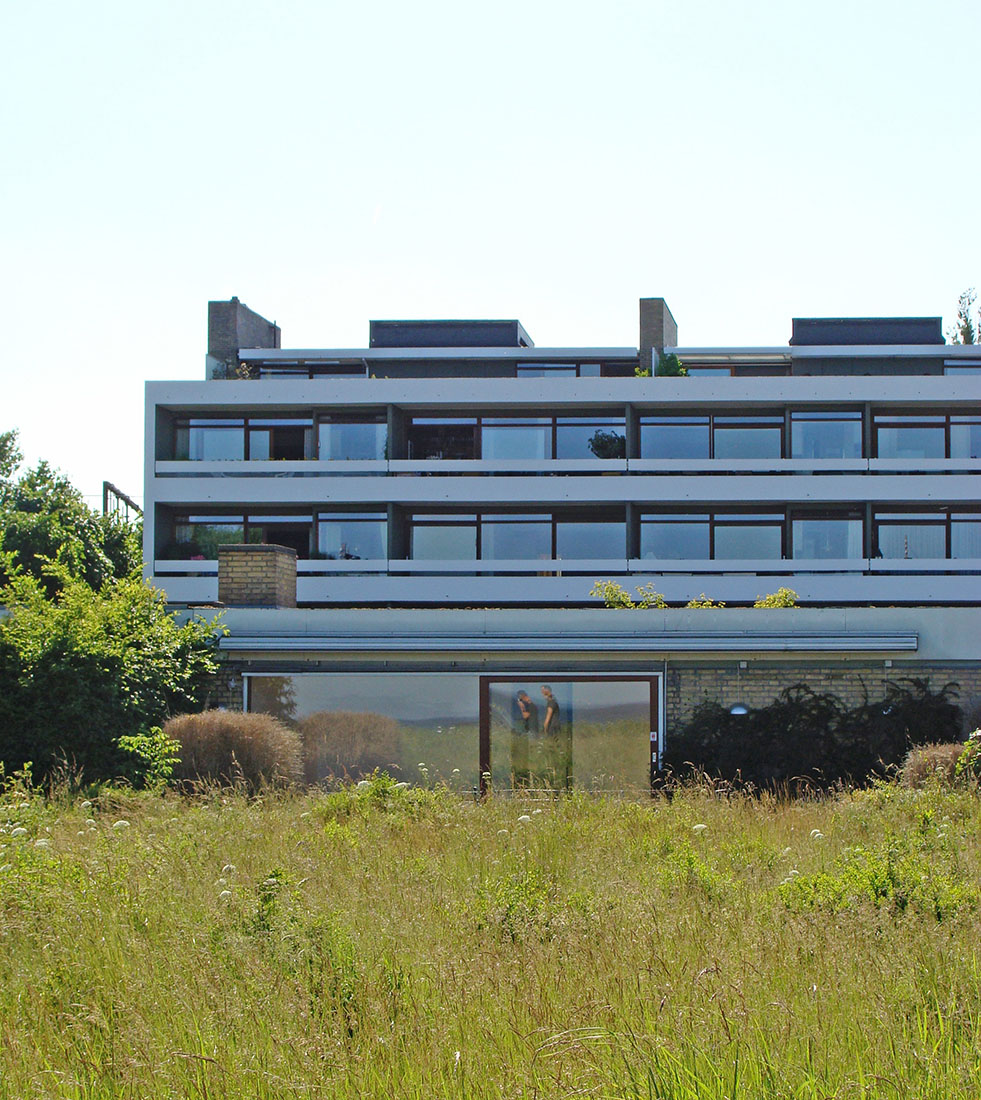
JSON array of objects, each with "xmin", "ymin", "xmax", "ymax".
[{"xmin": 218, "ymin": 544, "xmax": 297, "ymax": 607}]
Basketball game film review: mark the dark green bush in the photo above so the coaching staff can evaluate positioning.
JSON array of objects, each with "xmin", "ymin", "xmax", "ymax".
[{"xmin": 666, "ymin": 678, "xmax": 962, "ymax": 787}]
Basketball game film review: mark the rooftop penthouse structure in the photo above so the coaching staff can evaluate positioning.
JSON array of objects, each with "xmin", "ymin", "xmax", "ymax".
[{"xmin": 142, "ymin": 297, "xmax": 981, "ymax": 790}]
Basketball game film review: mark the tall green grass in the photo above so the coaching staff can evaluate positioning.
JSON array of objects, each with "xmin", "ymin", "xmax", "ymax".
[{"xmin": 1, "ymin": 773, "xmax": 980, "ymax": 1098}]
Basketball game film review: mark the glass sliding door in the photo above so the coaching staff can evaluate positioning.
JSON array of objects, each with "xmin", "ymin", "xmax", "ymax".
[{"xmin": 483, "ymin": 676, "xmax": 658, "ymax": 793}]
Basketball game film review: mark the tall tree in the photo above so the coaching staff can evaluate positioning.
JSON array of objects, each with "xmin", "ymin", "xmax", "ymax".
[
  {"xmin": 948, "ymin": 288, "xmax": 978, "ymax": 344},
  {"xmin": 0, "ymin": 429, "xmax": 140, "ymax": 592}
]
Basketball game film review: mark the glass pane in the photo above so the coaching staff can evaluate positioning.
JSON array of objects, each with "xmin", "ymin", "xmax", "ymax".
[
  {"xmin": 516, "ymin": 365, "xmax": 577, "ymax": 377},
  {"xmin": 411, "ymin": 524, "xmax": 477, "ymax": 560},
  {"xmin": 488, "ymin": 679, "xmax": 654, "ymax": 792},
  {"xmin": 319, "ymin": 422, "xmax": 387, "ymax": 460},
  {"xmin": 714, "ymin": 524, "xmax": 782, "ymax": 559},
  {"xmin": 249, "ymin": 430, "xmax": 271, "ymax": 460},
  {"xmin": 407, "ymin": 422, "xmax": 476, "ymax": 459},
  {"xmin": 249, "ymin": 673, "xmax": 480, "ymax": 789},
  {"xmin": 713, "ymin": 426, "xmax": 782, "ymax": 459},
  {"xmin": 481, "ymin": 520, "xmax": 551, "ymax": 560},
  {"xmin": 555, "ymin": 522, "xmax": 624, "ymax": 559},
  {"xmin": 480, "ymin": 425, "xmax": 550, "ymax": 460},
  {"xmin": 791, "ymin": 417, "xmax": 863, "ymax": 459},
  {"xmin": 950, "ymin": 423, "xmax": 981, "ymax": 459},
  {"xmin": 640, "ymin": 421, "xmax": 710, "ymax": 459},
  {"xmin": 952, "ymin": 520, "xmax": 981, "ymax": 558},
  {"xmin": 318, "ymin": 519, "xmax": 386, "ymax": 560},
  {"xmin": 876, "ymin": 523, "xmax": 945, "ymax": 558},
  {"xmin": 640, "ymin": 521, "xmax": 710, "ymax": 560},
  {"xmin": 792, "ymin": 518, "xmax": 863, "ymax": 559},
  {"xmin": 186, "ymin": 427, "xmax": 244, "ymax": 461},
  {"xmin": 172, "ymin": 522, "xmax": 244, "ymax": 558},
  {"xmin": 876, "ymin": 426, "xmax": 945, "ymax": 459},
  {"xmin": 555, "ymin": 422, "xmax": 626, "ymax": 459}
]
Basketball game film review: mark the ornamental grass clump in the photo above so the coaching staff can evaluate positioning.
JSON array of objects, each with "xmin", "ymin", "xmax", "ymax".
[
  {"xmin": 297, "ymin": 710, "xmax": 401, "ymax": 784},
  {"xmin": 164, "ymin": 709, "xmax": 302, "ymax": 789},
  {"xmin": 900, "ymin": 742, "xmax": 968, "ymax": 787}
]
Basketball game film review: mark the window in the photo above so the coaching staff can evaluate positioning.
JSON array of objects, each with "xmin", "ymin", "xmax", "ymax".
[
  {"xmin": 318, "ymin": 417, "xmax": 387, "ymax": 460},
  {"xmin": 480, "ymin": 419, "xmax": 551, "ymax": 461},
  {"xmin": 640, "ymin": 514, "xmax": 710, "ymax": 560},
  {"xmin": 317, "ymin": 512, "xmax": 387, "ymax": 560},
  {"xmin": 712, "ymin": 416, "xmax": 783, "ymax": 460},
  {"xmin": 951, "ymin": 514, "xmax": 981, "ymax": 558},
  {"xmin": 873, "ymin": 512, "xmax": 946, "ymax": 559},
  {"xmin": 555, "ymin": 417, "xmax": 626, "ymax": 459},
  {"xmin": 168, "ymin": 512, "xmax": 314, "ymax": 559},
  {"xmin": 249, "ymin": 419, "xmax": 311, "ymax": 460},
  {"xmin": 712, "ymin": 513, "xmax": 783, "ymax": 559},
  {"xmin": 480, "ymin": 514, "xmax": 552, "ymax": 560},
  {"xmin": 950, "ymin": 415, "xmax": 981, "ymax": 459},
  {"xmin": 790, "ymin": 514, "xmax": 863, "ymax": 558},
  {"xmin": 790, "ymin": 411, "xmax": 863, "ymax": 459},
  {"xmin": 640, "ymin": 416, "xmax": 710, "ymax": 459},
  {"xmin": 407, "ymin": 512, "xmax": 625, "ymax": 561},
  {"xmin": 174, "ymin": 416, "xmax": 313, "ymax": 460},
  {"xmin": 555, "ymin": 519, "xmax": 625, "ymax": 559},
  {"xmin": 410, "ymin": 515, "xmax": 478, "ymax": 559},
  {"xmin": 171, "ymin": 514, "xmax": 245, "ymax": 558},
  {"xmin": 874, "ymin": 415, "xmax": 945, "ymax": 459},
  {"xmin": 407, "ymin": 419, "xmax": 477, "ymax": 460},
  {"xmin": 639, "ymin": 413, "xmax": 782, "ymax": 459},
  {"xmin": 175, "ymin": 419, "xmax": 245, "ymax": 460}
]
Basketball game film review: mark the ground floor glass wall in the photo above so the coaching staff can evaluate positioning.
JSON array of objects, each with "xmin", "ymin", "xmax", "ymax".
[{"xmin": 248, "ymin": 673, "xmax": 660, "ymax": 792}]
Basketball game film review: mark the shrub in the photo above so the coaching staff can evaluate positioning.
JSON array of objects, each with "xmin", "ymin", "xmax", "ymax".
[
  {"xmin": 685, "ymin": 593, "xmax": 725, "ymax": 608},
  {"xmin": 900, "ymin": 743, "xmax": 967, "ymax": 787},
  {"xmin": 165, "ymin": 710, "xmax": 302, "ymax": 789},
  {"xmin": 298, "ymin": 710, "xmax": 401, "ymax": 783},
  {"xmin": 668, "ymin": 678, "xmax": 963, "ymax": 788},
  {"xmin": 753, "ymin": 587, "xmax": 798, "ymax": 608},
  {"xmin": 0, "ymin": 570, "xmax": 222, "ymax": 783},
  {"xmin": 955, "ymin": 729, "xmax": 981, "ymax": 782}
]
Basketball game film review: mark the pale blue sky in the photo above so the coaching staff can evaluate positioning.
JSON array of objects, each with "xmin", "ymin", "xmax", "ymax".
[{"xmin": 1, "ymin": 0, "xmax": 978, "ymax": 506}]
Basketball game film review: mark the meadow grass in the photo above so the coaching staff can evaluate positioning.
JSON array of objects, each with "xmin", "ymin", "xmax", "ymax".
[{"xmin": 1, "ymin": 774, "xmax": 980, "ymax": 1098}]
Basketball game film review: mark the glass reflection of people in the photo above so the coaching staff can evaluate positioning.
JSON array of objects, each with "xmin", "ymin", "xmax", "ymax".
[
  {"xmin": 512, "ymin": 690, "xmax": 538, "ymax": 786},
  {"xmin": 540, "ymin": 684, "xmax": 571, "ymax": 789}
]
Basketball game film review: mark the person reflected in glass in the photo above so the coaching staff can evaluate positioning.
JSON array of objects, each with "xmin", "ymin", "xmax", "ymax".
[
  {"xmin": 540, "ymin": 684, "xmax": 570, "ymax": 789},
  {"xmin": 511, "ymin": 690, "xmax": 539, "ymax": 787}
]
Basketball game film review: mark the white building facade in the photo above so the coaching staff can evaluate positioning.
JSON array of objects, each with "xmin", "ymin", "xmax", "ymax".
[{"xmin": 143, "ymin": 298, "xmax": 981, "ymax": 789}]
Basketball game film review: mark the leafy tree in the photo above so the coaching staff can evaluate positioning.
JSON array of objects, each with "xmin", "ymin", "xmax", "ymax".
[
  {"xmin": 947, "ymin": 288, "xmax": 978, "ymax": 345},
  {"xmin": 0, "ymin": 565, "xmax": 223, "ymax": 783},
  {"xmin": 0, "ymin": 429, "xmax": 140, "ymax": 592}
]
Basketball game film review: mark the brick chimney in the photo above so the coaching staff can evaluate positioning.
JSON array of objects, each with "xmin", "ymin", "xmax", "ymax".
[
  {"xmin": 218, "ymin": 544, "xmax": 297, "ymax": 608},
  {"xmin": 638, "ymin": 298, "xmax": 678, "ymax": 374}
]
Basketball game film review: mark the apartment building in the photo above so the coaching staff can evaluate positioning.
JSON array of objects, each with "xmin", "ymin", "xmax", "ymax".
[{"xmin": 143, "ymin": 297, "xmax": 981, "ymax": 789}]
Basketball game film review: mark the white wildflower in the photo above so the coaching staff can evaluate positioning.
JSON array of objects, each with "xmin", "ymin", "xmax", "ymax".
[
  {"xmin": 80, "ymin": 800, "xmax": 93, "ymax": 811},
  {"xmin": 497, "ymin": 828, "xmax": 509, "ymax": 836},
  {"xmin": 517, "ymin": 815, "xmax": 532, "ymax": 823},
  {"xmin": 218, "ymin": 890, "xmax": 232, "ymax": 900},
  {"xmin": 809, "ymin": 829, "xmax": 824, "ymax": 840},
  {"xmin": 692, "ymin": 823, "xmax": 708, "ymax": 834},
  {"xmin": 221, "ymin": 863, "xmax": 236, "ymax": 875},
  {"xmin": 10, "ymin": 827, "xmax": 27, "ymax": 838},
  {"xmin": 356, "ymin": 780, "xmax": 372, "ymax": 789},
  {"xmin": 112, "ymin": 820, "xmax": 131, "ymax": 831},
  {"xmin": 34, "ymin": 839, "xmax": 51, "ymax": 848}
]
